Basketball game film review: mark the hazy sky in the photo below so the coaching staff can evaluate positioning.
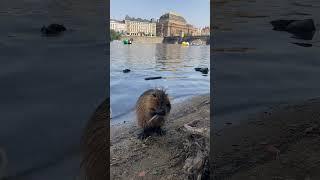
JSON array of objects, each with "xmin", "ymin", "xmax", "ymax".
[{"xmin": 110, "ymin": 0, "xmax": 210, "ymax": 28}]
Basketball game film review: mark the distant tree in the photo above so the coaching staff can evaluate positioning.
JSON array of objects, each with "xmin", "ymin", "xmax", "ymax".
[{"xmin": 110, "ymin": 29, "xmax": 121, "ymax": 41}]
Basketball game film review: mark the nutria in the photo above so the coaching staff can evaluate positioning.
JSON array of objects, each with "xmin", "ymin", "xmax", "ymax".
[
  {"xmin": 81, "ymin": 98, "xmax": 109, "ymax": 180},
  {"xmin": 136, "ymin": 88, "xmax": 171, "ymax": 139}
]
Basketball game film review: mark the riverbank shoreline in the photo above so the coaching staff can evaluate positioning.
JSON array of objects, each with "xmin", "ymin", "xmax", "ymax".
[
  {"xmin": 214, "ymin": 97, "xmax": 320, "ymax": 180},
  {"xmin": 110, "ymin": 94, "xmax": 210, "ymax": 179},
  {"xmin": 119, "ymin": 36, "xmax": 164, "ymax": 43},
  {"xmin": 117, "ymin": 36, "xmax": 210, "ymax": 44}
]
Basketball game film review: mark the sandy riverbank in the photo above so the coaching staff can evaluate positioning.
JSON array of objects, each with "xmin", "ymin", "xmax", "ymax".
[
  {"xmin": 110, "ymin": 94, "xmax": 210, "ymax": 180},
  {"xmin": 214, "ymin": 97, "xmax": 320, "ymax": 180}
]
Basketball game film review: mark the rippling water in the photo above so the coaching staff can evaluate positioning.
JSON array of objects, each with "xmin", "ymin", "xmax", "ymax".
[
  {"xmin": 0, "ymin": 0, "xmax": 106, "ymax": 179},
  {"xmin": 213, "ymin": 0, "xmax": 320, "ymax": 129},
  {"xmin": 111, "ymin": 41, "xmax": 210, "ymax": 124}
]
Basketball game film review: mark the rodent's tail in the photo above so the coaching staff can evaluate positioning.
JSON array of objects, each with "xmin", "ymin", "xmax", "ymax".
[
  {"xmin": 0, "ymin": 147, "xmax": 8, "ymax": 179},
  {"xmin": 80, "ymin": 98, "xmax": 109, "ymax": 180}
]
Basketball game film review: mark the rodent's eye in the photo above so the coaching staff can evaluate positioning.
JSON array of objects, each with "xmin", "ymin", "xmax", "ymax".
[
  {"xmin": 166, "ymin": 103, "xmax": 171, "ymax": 108},
  {"xmin": 150, "ymin": 108, "xmax": 156, "ymax": 112},
  {"xmin": 152, "ymin": 93, "xmax": 156, "ymax": 97}
]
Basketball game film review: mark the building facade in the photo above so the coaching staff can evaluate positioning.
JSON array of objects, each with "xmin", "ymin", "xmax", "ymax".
[
  {"xmin": 110, "ymin": 19, "xmax": 127, "ymax": 34},
  {"xmin": 201, "ymin": 26, "xmax": 210, "ymax": 36},
  {"xmin": 156, "ymin": 12, "xmax": 198, "ymax": 37},
  {"xmin": 124, "ymin": 16, "xmax": 156, "ymax": 36}
]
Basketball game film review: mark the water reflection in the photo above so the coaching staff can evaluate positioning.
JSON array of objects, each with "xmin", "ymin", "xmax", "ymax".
[
  {"xmin": 213, "ymin": 0, "xmax": 320, "ymax": 129},
  {"xmin": 155, "ymin": 44, "xmax": 185, "ymax": 71},
  {"xmin": 110, "ymin": 42, "xmax": 210, "ymax": 123}
]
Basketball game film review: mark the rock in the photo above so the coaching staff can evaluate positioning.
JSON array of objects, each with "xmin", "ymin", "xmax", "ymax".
[
  {"xmin": 200, "ymin": 68, "xmax": 209, "ymax": 74},
  {"xmin": 292, "ymin": 42, "xmax": 313, "ymax": 47},
  {"xmin": 194, "ymin": 67, "xmax": 202, "ymax": 71},
  {"xmin": 194, "ymin": 67, "xmax": 209, "ymax": 74},
  {"xmin": 270, "ymin": 20, "xmax": 296, "ymax": 31},
  {"xmin": 144, "ymin": 76, "xmax": 162, "ymax": 80},
  {"xmin": 285, "ymin": 19, "xmax": 315, "ymax": 33},
  {"xmin": 270, "ymin": 19, "xmax": 316, "ymax": 40},
  {"xmin": 123, "ymin": 69, "xmax": 131, "ymax": 73},
  {"xmin": 138, "ymin": 171, "xmax": 146, "ymax": 177},
  {"xmin": 292, "ymin": 31, "xmax": 315, "ymax": 40},
  {"xmin": 271, "ymin": 19, "xmax": 316, "ymax": 33},
  {"xmin": 41, "ymin": 24, "xmax": 66, "ymax": 36}
]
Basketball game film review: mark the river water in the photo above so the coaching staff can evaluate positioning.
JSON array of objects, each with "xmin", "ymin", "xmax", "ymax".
[
  {"xmin": 0, "ymin": 0, "xmax": 106, "ymax": 179},
  {"xmin": 110, "ymin": 41, "xmax": 210, "ymax": 124},
  {"xmin": 213, "ymin": 0, "xmax": 320, "ymax": 130}
]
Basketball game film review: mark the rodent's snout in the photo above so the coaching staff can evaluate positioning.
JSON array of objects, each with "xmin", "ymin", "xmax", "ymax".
[{"xmin": 155, "ymin": 108, "xmax": 166, "ymax": 116}]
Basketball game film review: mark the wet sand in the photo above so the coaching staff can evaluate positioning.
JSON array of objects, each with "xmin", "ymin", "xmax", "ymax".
[
  {"xmin": 214, "ymin": 97, "xmax": 320, "ymax": 179},
  {"xmin": 212, "ymin": 0, "xmax": 320, "ymax": 179},
  {"xmin": 110, "ymin": 94, "xmax": 210, "ymax": 180}
]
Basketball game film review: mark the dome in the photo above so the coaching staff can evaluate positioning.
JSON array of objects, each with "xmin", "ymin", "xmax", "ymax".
[{"xmin": 159, "ymin": 12, "xmax": 187, "ymax": 24}]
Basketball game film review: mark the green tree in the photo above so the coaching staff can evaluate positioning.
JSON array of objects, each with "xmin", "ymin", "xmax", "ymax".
[{"xmin": 110, "ymin": 29, "xmax": 121, "ymax": 41}]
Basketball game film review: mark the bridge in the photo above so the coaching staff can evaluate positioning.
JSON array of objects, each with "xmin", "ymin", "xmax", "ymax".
[{"xmin": 163, "ymin": 35, "xmax": 210, "ymax": 45}]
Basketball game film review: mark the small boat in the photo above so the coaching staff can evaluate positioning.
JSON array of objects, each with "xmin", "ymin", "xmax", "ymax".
[
  {"xmin": 181, "ymin": 41, "xmax": 189, "ymax": 46},
  {"xmin": 123, "ymin": 39, "xmax": 132, "ymax": 44}
]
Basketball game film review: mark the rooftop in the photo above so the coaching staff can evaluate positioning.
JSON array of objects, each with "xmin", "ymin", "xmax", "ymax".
[
  {"xmin": 159, "ymin": 12, "xmax": 187, "ymax": 23},
  {"xmin": 124, "ymin": 15, "xmax": 156, "ymax": 23}
]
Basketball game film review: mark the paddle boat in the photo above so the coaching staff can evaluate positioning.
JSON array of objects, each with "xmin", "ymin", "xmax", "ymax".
[{"xmin": 181, "ymin": 41, "xmax": 189, "ymax": 46}]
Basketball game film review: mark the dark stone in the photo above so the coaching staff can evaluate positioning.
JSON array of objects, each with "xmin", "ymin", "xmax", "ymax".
[
  {"xmin": 292, "ymin": 42, "xmax": 313, "ymax": 47},
  {"xmin": 144, "ymin": 76, "xmax": 162, "ymax": 80},
  {"xmin": 270, "ymin": 20, "xmax": 296, "ymax": 31},
  {"xmin": 285, "ymin": 19, "xmax": 315, "ymax": 33},
  {"xmin": 270, "ymin": 19, "xmax": 316, "ymax": 40},
  {"xmin": 291, "ymin": 31, "xmax": 315, "ymax": 40},
  {"xmin": 123, "ymin": 69, "xmax": 131, "ymax": 73},
  {"xmin": 200, "ymin": 68, "xmax": 209, "ymax": 74},
  {"xmin": 194, "ymin": 67, "xmax": 202, "ymax": 71},
  {"xmin": 41, "ymin": 24, "xmax": 66, "ymax": 36},
  {"xmin": 195, "ymin": 67, "xmax": 209, "ymax": 74}
]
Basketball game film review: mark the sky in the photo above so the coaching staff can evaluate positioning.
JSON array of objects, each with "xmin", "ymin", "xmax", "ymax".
[{"xmin": 110, "ymin": 0, "xmax": 210, "ymax": 28}]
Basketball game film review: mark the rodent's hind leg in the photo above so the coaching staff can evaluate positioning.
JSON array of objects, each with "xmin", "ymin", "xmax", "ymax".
[
  {"xmin": 137, "ymin": 127, "xmax": 154, "ymax": 140},
  {"xmin": 154, "ymin": 127, "xmax": 166, "ymax": 136}
]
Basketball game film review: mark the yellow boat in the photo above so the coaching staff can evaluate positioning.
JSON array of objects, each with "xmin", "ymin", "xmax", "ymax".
[{"xmin": 181, "ymin": 41, "xmax": 189, "ymax": 46}]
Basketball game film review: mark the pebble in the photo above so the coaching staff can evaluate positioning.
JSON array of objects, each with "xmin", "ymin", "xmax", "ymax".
[{"xmin": 123, "ymin": 69, "xmax": 131, "ymax": 73}]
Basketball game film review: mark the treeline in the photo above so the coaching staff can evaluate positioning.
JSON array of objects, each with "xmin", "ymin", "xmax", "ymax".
[{"xmin": 110, "ymin": 29, "xmax": 121, "ymax": 41}]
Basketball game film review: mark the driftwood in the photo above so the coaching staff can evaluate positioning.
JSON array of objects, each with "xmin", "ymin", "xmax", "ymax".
[
  {"xmin": 144, "ymin": 76, "xmax": 162, "ymax": 80},
  {"xmin": 182, "ymin": 120, "xmax": 210, "ymax": 179},
  {"xmin": 183, "ymin": 120, "xmax": 209, "ymax": 138}
]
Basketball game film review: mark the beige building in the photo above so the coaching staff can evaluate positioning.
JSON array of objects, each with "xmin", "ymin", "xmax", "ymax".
[
  {"xmin": 110, "ymin": 19, "xmax": 127, "ymax": 34},
  {"xmin": 124, "ymin": 16, "xmax": 156, "ymax": 36},
  {"xmin": 156, "ymin": 12, "xmax": 198, "ymax": 37},
  {"xmin": 201, "ymin": 26, "xmax": 210, "ymax": 36}
]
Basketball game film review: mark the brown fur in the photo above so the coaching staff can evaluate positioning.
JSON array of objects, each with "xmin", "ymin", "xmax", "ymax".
[
  {"xmin": 136, "ymin": 88, "xmax": 171, "ymax": 129},
  {"xmin": 81, "ymin": 98, "xmax": 109, "ymax": 180}
]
